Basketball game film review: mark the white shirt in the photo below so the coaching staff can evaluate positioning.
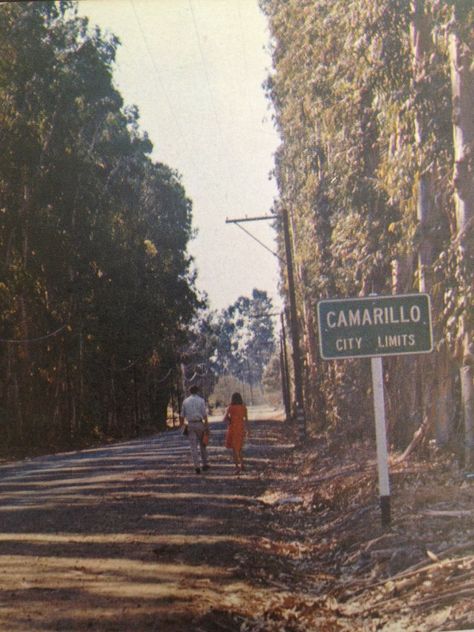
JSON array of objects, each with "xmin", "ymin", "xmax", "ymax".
[{"xmin": 181, "ymin": 394, "xmax": 207, "ymax": 422}]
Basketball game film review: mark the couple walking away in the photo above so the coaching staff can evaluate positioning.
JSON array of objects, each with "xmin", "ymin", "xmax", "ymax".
[{"xmin": 180, "ymin": 386, "xmax": 249, "ymax": 475}]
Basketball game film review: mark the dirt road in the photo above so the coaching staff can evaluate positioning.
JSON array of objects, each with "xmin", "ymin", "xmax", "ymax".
[
  {"xmin": 1, "ymin": 407, "xmax": 473, "ymax": 631},
  {"xmin": 0, "ymin": 407, "xmax": 291, "ymax": 631}
]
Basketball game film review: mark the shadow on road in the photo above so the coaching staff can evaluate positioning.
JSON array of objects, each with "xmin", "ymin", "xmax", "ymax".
[{"xmin": 0, "ymin": 411, "xmax": 294, "ymax": 631}]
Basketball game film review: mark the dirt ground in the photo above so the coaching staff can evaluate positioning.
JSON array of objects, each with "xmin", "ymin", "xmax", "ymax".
[{"xmin": 0, "ymin": 407, "xmax": 472, "ymax": 631}]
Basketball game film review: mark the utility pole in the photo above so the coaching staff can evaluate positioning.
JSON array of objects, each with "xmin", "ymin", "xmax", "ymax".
[
  {"xmin": 246, "ymin": 358, "xmax": 254, "ymax": 405},
  {"xmin": 280, "ymin": 315, "xmax": 291, "ymax": 422},
  {"xmin": 226, "ymin": 211, "xmax": 306, "ymax": 439},
  {"xmin": 281, "ymin": 208, "xmax": 306, "ymax": 439}
]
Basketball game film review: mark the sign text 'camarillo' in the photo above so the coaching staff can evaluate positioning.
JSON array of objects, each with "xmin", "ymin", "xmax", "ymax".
[{"xmin": 317, "ymin": 294, "xmax": 433, "ymax": 359}]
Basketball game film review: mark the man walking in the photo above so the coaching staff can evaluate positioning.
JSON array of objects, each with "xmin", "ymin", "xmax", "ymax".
[{"xmin": 180, "ymin": 385, "xmax": 210, "ymax": 474}]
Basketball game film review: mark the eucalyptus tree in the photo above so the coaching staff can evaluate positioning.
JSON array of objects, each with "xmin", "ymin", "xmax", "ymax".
[
  {"xmin": 446, "ymin": 0, "xmax": 474, "ymax": 466},
  {"xmin": 261, "ymin": 0, "xmax": 472, "ymax": 457},
  {"xmin": 217, "ymin": 289, "xmax": 276, "ymax": 388},
  {"xmin": 262, "ymin": 353, "xmax": 282, "ymax": 397},
  {"xmin": 176, "ymin": 307, "xmax": 221, "ymax": 410},
  {"xmin": 0, "ymin": 2, "xmax": 199, "ymax": 453},
  {"xmin": 262, "ymin": 0, "xmax": 404, "ymax": 432}
]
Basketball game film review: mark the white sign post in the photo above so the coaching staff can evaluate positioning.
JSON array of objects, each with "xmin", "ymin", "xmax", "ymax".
[{"xmin": 371, "ymin": 356, "xmax": 391, "ymax": 526}]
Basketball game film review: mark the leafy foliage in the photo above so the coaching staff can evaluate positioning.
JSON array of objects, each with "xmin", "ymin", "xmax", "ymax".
[
  {"xmin": 217, "ymin": 289, "xmax": 276, "ymax": 386},
  {"xmin": 0, "ymin": 2, "xmax": 200, "ymax": 453},
  {"xmin": 261, "ymin": 0, "xmax": 473, "ymax": 448}
]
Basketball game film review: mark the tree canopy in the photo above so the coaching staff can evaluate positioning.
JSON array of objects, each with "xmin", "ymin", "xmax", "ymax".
[
  {"xmin": 261, "ymin": 0, "xmax": 473, "ymax": 459},
  {"xmin": 217, "ymin": 289, "xmax": 276, "ymax": 385},
  {"xmin": 0, "ymin": 1, "xmax": 200, "ymax": 454}
]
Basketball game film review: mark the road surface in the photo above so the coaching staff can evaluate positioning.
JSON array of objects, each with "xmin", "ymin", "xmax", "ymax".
[{"xmin": 0, "ymin": 407, "xmax": 289, "ymax": 631}]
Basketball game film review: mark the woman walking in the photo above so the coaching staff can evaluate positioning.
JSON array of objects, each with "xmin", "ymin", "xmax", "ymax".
[{"xmin": 224, "ymin": 392, "xmax": 248, "ymax": 474}]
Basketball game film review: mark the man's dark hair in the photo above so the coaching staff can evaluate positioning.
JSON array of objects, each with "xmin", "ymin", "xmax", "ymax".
[{"xmin": 189, "ymin": 385, "xmax": 199, "ymax": 395}]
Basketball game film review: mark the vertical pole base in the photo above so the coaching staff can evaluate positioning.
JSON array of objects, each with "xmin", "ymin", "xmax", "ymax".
[
  {"xmin": 296, "ymin": 405, "xmax": 306, "ymax": 441},
  {"xmin": 380, "ymin": 495, "xmax": 391, "ymax": 528}
]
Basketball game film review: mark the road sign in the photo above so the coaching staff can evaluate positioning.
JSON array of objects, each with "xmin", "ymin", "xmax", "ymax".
[
  {"xmin": 317, "ymin": 293, "xmax": 433, "ymax": 360},
  {"xmin": 317, "ymin": 293, "xmax": 433, "ymax": 527}
]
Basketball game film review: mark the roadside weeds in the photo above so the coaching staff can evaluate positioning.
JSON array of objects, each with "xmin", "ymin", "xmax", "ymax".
[{"xmin": 232, "ymin": 422, "xmax": 474, "ymax": 631}]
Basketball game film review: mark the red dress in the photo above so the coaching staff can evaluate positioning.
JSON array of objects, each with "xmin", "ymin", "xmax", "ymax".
[{"xmin": 225, "ymin": 404, "xmax": 248, "ymax": 450}]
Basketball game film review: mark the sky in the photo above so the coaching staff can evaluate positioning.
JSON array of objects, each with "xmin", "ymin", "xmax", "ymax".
[{"xmin": 76, "ymin": 0, "xmax": 282, "ymax": 313}]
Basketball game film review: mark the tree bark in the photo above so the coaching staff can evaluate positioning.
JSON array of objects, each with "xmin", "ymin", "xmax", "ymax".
[
  {"xmin": 449, "ymin": 9, "xmax": 474, "ymax": 468},
  {"xmin": 411, "ymin": 0, "xmax": 436, "ymax": 292},
  {"xmin": 407, "ymin": 0, "xmax": 453, "ymax": 449}
]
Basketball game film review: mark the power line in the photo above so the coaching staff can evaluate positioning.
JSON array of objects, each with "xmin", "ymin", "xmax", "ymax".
[
  {"xmin": 226, "ymin": 214, "xmax": 284, "ymax": 263},
  {"xmin": 188, "ymin": 0, "xmax": 224, "ymax": 143},
  {"xmin": 0, "ymin": 324, "xmax": 68, "ymax": 344},
  {"xmin": 188, "ymin": 0, "xmax": 234, "ymax": 201},
  {"xmin": 129, "ymin": 0, "xmax": 198, "ymax": 173},
  {"xmin": 128, "ymin": 0, "xmax": 238, "ymax": 214},
  {"xmin": 233, "ymin": 222, "xmax": 283, "ymax": 263}
]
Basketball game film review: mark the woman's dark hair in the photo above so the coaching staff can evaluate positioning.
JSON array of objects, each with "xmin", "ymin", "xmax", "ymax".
[{"xmin": 231, "ymin": 392, "xmax": 243, "ymax": 405}]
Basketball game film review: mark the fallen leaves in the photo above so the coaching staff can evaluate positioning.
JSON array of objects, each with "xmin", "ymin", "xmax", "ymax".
[{"xmin": 236, "ymin": 428, "xmax": 474, "ymax": 631}]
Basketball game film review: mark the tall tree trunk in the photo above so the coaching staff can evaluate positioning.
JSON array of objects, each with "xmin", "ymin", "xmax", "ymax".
[
  {"xmin": 449, "ymin": 8, "xmax": 474, "ymax": 468},
  {"xmin": 391, "ymin": 254, "xmax": 421, "ymax": 446},
  {"xmin": 298, "ymin": 264, "xmax": 321, "ymax": 428},
  {"xmin": 409, "ymin": 0, "xmax": 452, "ymax": 448},
  {"xmin": 411, "ymin": 0, "xmax": 435, "ymax": 293}
]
